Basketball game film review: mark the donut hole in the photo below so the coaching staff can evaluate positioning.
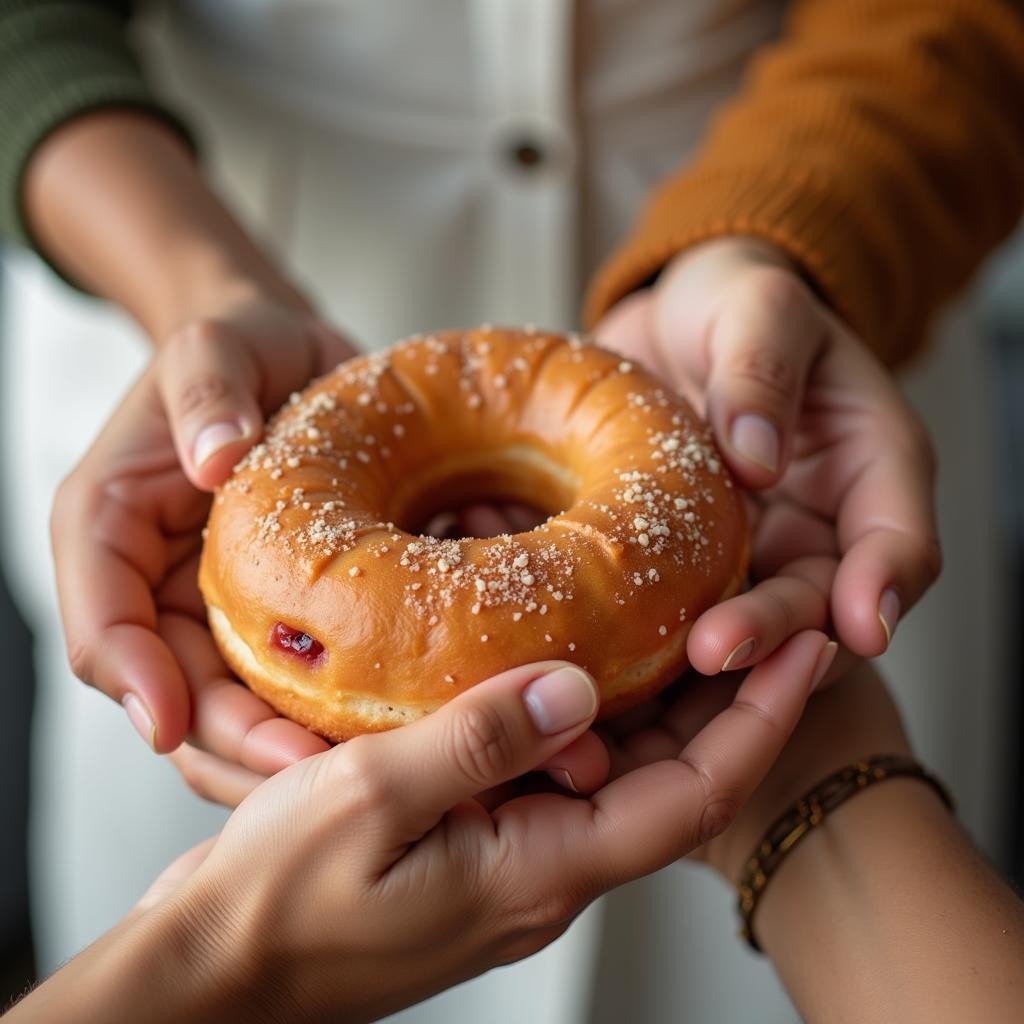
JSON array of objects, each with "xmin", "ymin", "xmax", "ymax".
[{"xmin": 393, "ymin": 446, "xmax": 578, "ymax": 540}]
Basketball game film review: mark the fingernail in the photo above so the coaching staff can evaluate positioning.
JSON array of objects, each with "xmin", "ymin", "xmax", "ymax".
[
  {"xmin": 730, "ymin": 414, "xmax": 780, "ymax": 473},
  {"xmin": 122, "ymin": 693, "xmax": 156, "ymax": 750},
  {"xmin": 523, "ymin": 667, "xmax": 599, "ymax": 735},
  {"xmin": 811, "ymin": 641, "xmax": 839, "ymax": 691},
  {"xmin": 721, "ymin": 636, "xmax": 756, "ymax": 672},
  {"xmin": 193, "ymin": 421, "xmax": 245, "ymax": 469},
  {"xmin": 547, "ymin": 768, "xmax": 579, "ymax": 793},
  {"xmin": 878, "ymin": 588, "xmax": 900, "ymax": 648}
]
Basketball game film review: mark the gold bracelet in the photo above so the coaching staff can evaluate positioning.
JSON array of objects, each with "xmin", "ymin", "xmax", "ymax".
[{"xmin": 737, "ymin": 754, "xmax": 954, "ymax": 953}]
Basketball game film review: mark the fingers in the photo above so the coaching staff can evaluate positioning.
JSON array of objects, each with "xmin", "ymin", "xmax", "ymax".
[
  {"xmin": 702, "ymin": 268, "xmax": 825, "ymax": 488},
  {"xmin": 592, "ymin": 290, "xmax": 668, "ymax": 378},
  {"xmin": 52, "ymin": 471, "xmax": 192, "ymax": 755},
  {"xmin": 167, "ymin": 743, "xmax": 265, "ymax": 808},
  {"xmin": 506, "ymin": 631, "xmax": 834, "ymax": 900},
  {"xmin": 687, "ymin": 555, "xmax": 835, "ymax": 675},
  {"xmin": 748, "ymin": 499, "xmax": 839, "ymax": 579},
  {"xmin": 540, "ymin": 730, "xmax": 610, "ymax": 795},
  {"xmin": 156, "ymin": 321, "xmax": 265, "ymax": 490},
  {"xmin": 160, "ymin": 613, "xmax": 330, "ymax": 774},
  {"xmin": 831, "ymin": 414, "xmax": 941, "ymax": 656},
  {"xmin": 341, "ymin": 661, "xmax": 599, "ymax": 841}
]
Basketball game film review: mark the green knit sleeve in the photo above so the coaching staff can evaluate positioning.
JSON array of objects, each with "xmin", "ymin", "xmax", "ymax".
[{"xmin": 0, "ymin": 0, "xmax": 195, "ymax": 249}]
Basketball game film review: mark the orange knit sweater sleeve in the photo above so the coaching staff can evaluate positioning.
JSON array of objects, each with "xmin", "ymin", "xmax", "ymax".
[{"xmin": 584, "ymin": 0, "xmax": 1024, "ymax": 366}]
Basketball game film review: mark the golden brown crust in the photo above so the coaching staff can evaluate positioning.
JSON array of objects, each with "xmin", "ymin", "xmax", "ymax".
[{"xmin": 199, "ymin": 327, "xmax": 749, "ymax": 740}]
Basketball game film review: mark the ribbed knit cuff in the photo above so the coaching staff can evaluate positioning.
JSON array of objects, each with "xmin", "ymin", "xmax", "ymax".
[
  {"xmin": 583, "ymin": 165, "xmax": 912, "ymax": 366},
  {"xmin": 0, "ymin": 1, "xmax": 195, "ymax": 250}
]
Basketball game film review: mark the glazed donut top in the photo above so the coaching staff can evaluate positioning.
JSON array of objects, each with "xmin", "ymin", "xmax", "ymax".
[{"xmin": 200, "ymin": 326, "xmax": 748, "ymax": 740}]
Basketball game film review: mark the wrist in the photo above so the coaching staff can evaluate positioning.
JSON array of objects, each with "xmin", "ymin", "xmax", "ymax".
[
  {"xmin": 90, "ymin": 877, "xmax": 282, "ymax": 1024},
  {"xmin": 661, "ymin": 234, "xmax": 799, "ymax": 284},
  {"xmin": 141, "ymin": 875, "xmax": 294, "ymax": 1024},
  {"xmin": 701, "ymin": 668, "xmax": 913, "ymax": 883},
  {"xmin": 5, "ymin": 881, "xmax": 267, "ymax": 1024},
  {"xmin": 23, "ymin": 109, "xmax": 314, "ymax": 345}
]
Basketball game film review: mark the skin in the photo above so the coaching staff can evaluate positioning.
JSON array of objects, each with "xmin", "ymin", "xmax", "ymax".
[
  {"xmin": 595, "ymin": 237, "xmax": 942, "ymax": 675},
  {"xmin": 600, "ymin": 662, "xmax": 1024, "ymax": 1023},
  {"xmin": 10, "ymin": 656, "xmax": 1023, "ymax": 1022},
  {"xmin": 4, "ymin": 639, "xmax": 831, "ymax": 1023},
  {"xmin": 31, "ymin": 111, "xmax": 940, "ymax": 803}
]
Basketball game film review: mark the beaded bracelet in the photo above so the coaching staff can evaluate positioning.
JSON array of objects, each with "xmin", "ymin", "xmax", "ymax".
[{"xmin": 737, "ymin": 754, "xmax": 954, "ymax": 952}]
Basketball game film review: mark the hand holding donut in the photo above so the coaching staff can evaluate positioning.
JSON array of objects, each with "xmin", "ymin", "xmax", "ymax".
[
  {"xmin": 7, "ymin": 642, "xmax": 829, "ymax": 1023},
  {"xmin": 596, "ymin": 236, "xmax": 941, "ymax": 674},
  {"xmin": 50, "ymin": 286, "xmax": 356, "ymax": 789}
]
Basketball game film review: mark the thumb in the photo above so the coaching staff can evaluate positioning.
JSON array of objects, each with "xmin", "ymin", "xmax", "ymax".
[
  {"xmin": 156, "ymin": 321, "xmax": 265, "ymax": 491},
  {"xmin": 703, "ymin": 269, "xmax": 825, "ymax": 487},
  {"xmin": 359, "ymin": 662, "xmax": 600, "ymax": 837}
]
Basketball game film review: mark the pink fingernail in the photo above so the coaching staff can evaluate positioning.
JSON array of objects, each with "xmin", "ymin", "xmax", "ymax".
[
  {"xmin": 811, "ymin": 642, "xmax": 839, "ymax": 691},
  {"xmin": 878, "ymin": 589, "xmax": 900, "ymax": 648},
  {"xmin": 122, "ymin": 693, "xmax": 156, "ymax": 750},
  {"xmin": 721, "ymin": 636, "xmax": 756, "ymax": 672},
  {"xmin": 523, "ymin": 667, "xmax": 598, "ymax": 735},
  {"xmin": 547, "ymin": 768, "xmax": 579, "ymax": 793},
  {"xmin": 193, "ymin": 421, "xmax": 245, "ymax": 469},
  {"xmin": 730, "ymin": 414, "xmax": 780, "ymax": 473}
]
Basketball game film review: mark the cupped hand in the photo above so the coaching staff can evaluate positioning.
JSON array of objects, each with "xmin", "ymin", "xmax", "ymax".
[
  {"xmin": 131, "ymin": 642, "xmax": 827, "ymax": 1023},
  {"xmin": 50, "ymin": 290, "xmax": 356, "ymax": 786},
  {"xmin": 595, "ymin": 236, "xmax": 941, "ymax": 672},
  {"xmin": 598, "ymin": 655, "xmax": 908, "ymax": 884}
]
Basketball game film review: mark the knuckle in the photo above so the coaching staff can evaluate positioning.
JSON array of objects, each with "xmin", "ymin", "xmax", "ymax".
[
  {"xmin": 923, "ymin": 536, "xmax": 944, "ymax": 581},
  {"xmin": 66, "ymin": 641, "xmax": 95, "ymax": 686},
  {"xmin": 729, "ymin": 345, "xmax": 797, "ymax": 401},
  {"xmin": 172, "ymin": 318, "xmax": 227, "ymax": 351},
  {"xmin": 743, "ymin": 266, "xmax": 812, "ymax": 317},
  {"xmin": 51, "ymin": 470, "xmax": 84, "ymax": 537},
  {"xmin": 446, "ymin": 704, "xmax": 517, "ymax": 789},
  {"xmin": 911, "ymin": 532, "xmax": 944, "ymax": 584},
  {"xmin": 762, "ymin": 586, "xmax": 795, "ymax": 637},
  {"xmin": 731, "ymin": 696, "xmax": 787, "ymax": 736},
  {"xmin": 524, "ymin": 890, "xmax": 582, "ymax": 932},
  {"xmin": 698, "ymin": 797, "xmax": 739, "ymax": 845},
  {"xmin": 500, "ymin": 880, "xmax": 582, "ymax": 936},
  {"xmin": 175, "ymin": 373, "xmax": 233, "ymax": 418},
  {"xmin": 896, "ymin": 407, "xmax": 935, "ymax": 464},
  {"xmin": 331, "ymin": 738, "xmax": 389, "ymax": 815}
]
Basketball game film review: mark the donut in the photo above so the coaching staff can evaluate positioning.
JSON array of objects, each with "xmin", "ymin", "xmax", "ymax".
[{"xmin": 199, "ymin": 326, "xmax": 749, "ymax": 741}]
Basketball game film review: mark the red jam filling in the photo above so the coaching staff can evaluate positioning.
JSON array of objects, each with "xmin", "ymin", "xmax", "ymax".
[{"xmin": 272, "ymin": 622, "xmax": 325, "ymax": 663}]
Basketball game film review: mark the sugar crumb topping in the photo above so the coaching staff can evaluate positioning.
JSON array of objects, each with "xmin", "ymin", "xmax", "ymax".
[{"xmin": 222, "ymin": 328, "xmax": 732, "ymax": 637}]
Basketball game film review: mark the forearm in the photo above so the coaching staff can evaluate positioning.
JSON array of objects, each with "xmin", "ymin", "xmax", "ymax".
[
  {"xmin": 5, "ymin": 894, "xmax": 271, "ymax": 1024},
  {"xmin": 585, "ymin": 0, "xmax": 1024, "ymax": 362},
  {"xmin": 758, "ymin": 780, "xmax": 1024, "ymax": 1023},
  {"xmin": 22, "ymin": 110, "xmax": 311, "ymax": 341}
]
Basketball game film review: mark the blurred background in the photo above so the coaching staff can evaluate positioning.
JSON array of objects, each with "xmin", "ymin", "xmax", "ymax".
[{"xmin": 0, "ymin": 265, "xmax": 35, "ymax": 994}]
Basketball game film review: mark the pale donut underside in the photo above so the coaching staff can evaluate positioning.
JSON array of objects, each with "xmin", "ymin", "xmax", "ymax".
[{"xmin": 199, "ymin": 327, "xmax": 749, "ymax": 741}]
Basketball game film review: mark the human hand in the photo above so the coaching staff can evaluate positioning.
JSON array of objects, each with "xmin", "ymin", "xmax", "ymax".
[
  {"xmin": 50, "ymin": 287, "xmax": 357, "ymax": 794},
  {"xmin": 105, "ymin": 643, "xmax": 826, "ymax": 1024},
  {"xmin": 600, "ymin": 657, "xmax": 907, "ymax": 882},
  {"xmin": 596, "ymin": 236, "xmax": 941, "ymax": 674}
]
